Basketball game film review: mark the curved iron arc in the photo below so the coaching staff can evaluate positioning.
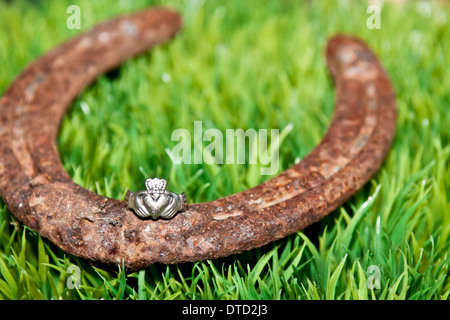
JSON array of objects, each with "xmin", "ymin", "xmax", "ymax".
[{"xmin": 0, "ymin": 7, "xmax": 396, "ymax": 270}]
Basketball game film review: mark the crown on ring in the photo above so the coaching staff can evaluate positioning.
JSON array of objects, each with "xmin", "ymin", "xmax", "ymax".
[{"xmin": 145, "ymin": 178, "xmax": 167, "ymax": 194}]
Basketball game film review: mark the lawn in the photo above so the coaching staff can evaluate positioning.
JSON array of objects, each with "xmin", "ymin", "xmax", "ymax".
[{"xmin": 0, "ymin": 0, "xmax": 449, "ymax": 300}]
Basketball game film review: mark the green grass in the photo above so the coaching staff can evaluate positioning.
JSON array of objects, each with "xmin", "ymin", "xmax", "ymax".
[{"xmin": 0, "ymin": 0, "xmax": 449, "ymax": 300}]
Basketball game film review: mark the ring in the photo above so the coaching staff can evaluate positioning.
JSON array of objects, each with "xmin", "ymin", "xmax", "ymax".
[{"xmin": 125, "ymin": 178, "xmax": 187, "ymax": 219}]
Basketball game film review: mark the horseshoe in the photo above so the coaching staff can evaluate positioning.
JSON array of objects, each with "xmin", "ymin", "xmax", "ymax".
[{"xmin": 0, "ymin": 7, "xmax": 396, "ymax": 270}]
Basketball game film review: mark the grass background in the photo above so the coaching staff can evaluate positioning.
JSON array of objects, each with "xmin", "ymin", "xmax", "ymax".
[{"xmin": 0, "ymin": 0, "xmax": 449, "ymax": 300}]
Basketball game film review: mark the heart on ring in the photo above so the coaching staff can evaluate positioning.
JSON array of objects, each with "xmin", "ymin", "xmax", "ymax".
[
  {"xmin": 141, "ymin": 193, "xmax": 171, "ymax": 217},
  {"xmin": 130, "ymin": 191, "xmax": 171, "ymax": 219}
]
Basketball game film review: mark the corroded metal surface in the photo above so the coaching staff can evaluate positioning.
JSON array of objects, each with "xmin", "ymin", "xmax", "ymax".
[{"xmin": 0, "ymin": 7, "xmax": 396, "ymax": 270}]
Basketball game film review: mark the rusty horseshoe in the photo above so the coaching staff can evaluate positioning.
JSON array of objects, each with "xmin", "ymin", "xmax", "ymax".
[{"xmin": 0, "ymin": 7, "xmax": 396, "ymax": 270}]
